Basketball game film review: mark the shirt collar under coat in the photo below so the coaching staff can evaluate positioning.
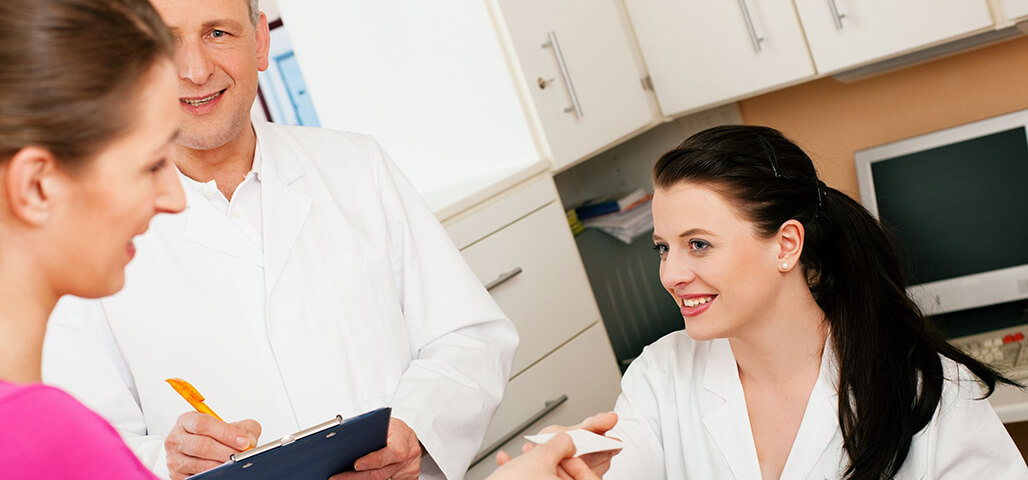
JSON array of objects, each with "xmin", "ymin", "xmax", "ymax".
[{"xmin": 700, "ymin": 335, "xmax": 842, "ymax": 480}]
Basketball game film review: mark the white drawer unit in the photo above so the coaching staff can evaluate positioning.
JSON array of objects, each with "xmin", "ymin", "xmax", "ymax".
[
  {"xmin": 441, "ymin": 173, "xmax": 623, "ymax": 478},
  {"xmin": 461, "ymin": 200, "xmax": 600, "ymax": 375},
  {"xmin": 464, "ymin": 323, "xmax": 623, "ymax": 480}
]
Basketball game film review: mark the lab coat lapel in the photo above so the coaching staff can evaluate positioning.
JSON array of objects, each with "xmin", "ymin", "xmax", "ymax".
[
  {"xmin": 256, "ymin": 123, "xmax": 312, "ymax": 296},
  {"xmin": 180, "ymin": 179, "xmax": 264, "ymax": 266},
  {"xmin": 780, "ymin": 341, "xmax": 842, "ymax": 480},
  {"xmin": 702, "ymin": 339, "xmax": 763, "ymax": 480}
]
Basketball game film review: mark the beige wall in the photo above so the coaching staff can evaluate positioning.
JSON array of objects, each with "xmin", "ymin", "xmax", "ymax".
[{"xmin": 739, "ymin": 36, "xmax": 1028, "ymax": 200}]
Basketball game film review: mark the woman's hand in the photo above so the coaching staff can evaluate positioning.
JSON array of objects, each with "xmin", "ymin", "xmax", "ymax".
[
  {"xmin": 515, "ymin": 412, "xmax": 621, "ymax": 477},
  {"xmin": 487, "ymin": 433, "xmax": 599, "ymax": 480}
]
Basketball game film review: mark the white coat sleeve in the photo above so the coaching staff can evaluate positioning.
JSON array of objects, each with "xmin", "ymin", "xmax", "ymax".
[
  {"xmin": 606, "ymin": 352, "xmax": 667, "ymax": 480},
  {"xmin": 370, "ymin": 143, "xmax": 519, "ymax": 480},
  {"xmin": 42, "ymin": 296, "xmax": 171, "ymax": 478},
  {"xmin": 924, "ymin": 367, "xmax": 1028, "ymax": 479}
]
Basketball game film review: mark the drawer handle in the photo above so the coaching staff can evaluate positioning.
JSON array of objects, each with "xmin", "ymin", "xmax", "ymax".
[
  {"xmin": 469, "ymin": 394, "xmax": 569, "ymax": 468},
  {"xmin": 485, "ymin": 267, "xmax": 523, "ymax": 291},
  {"xmin": 541, "ymin": 31, "xmax": 583, "ymax": 118},
  {"xmin": 737, "ymin": 0, "xmax": 764, "ymax": 53},
  {"xmin": 826, "ymin": 0, "xmax": 846, "ymax": 30}
]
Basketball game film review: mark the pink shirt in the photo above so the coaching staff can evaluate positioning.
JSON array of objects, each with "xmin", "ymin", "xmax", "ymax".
[{"xmin": 0, "ymin": 381, "xmax": 156, "ymax": 479}]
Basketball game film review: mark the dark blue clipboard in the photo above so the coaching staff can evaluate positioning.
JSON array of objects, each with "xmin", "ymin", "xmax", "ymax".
[{"xmin": 188, "ymin": 407, "xmax": 391, "ymax": 480}]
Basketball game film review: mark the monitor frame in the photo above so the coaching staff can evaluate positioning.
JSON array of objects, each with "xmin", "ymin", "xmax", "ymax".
[{"xmin": 854, "ymin": 109, "xmax": 1028, "ymax": 316}]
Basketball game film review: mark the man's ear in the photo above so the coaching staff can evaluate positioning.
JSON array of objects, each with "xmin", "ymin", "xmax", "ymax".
[
  {"xmin": 255, "ymin": 12, "xmax": 271, "ymax": 72},
  {"xmin": 5, "ymin": 146, "xmax": 60, "ymax": 226},
  {"xmin": 776, "ymin": 219, "xmax": 805, "ymax": 272}
]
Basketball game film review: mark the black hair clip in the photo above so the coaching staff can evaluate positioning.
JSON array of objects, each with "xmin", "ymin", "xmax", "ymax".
[
  {"xmin": 756, "ymin": 135, "xmax": 781, "ymax": 178},
  {"xmin": 815, "ymin": 179, "xmax": 827, "ymax": 218}
]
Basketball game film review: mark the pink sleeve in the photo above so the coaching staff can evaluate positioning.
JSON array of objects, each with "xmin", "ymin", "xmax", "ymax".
[{"xmin": 0, "ymin": 384, "xmax": 157, "ymax": 479}]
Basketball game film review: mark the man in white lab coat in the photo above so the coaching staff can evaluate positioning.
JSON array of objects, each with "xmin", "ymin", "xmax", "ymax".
[{"xmin": 40, "ymin": 1, "xmax": 517, "ymax": 479}]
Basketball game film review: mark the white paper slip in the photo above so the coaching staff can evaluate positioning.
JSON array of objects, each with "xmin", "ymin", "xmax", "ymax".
[{"xmin": 524, "ymin": 429, "xmax": 623, "ymax": 456}]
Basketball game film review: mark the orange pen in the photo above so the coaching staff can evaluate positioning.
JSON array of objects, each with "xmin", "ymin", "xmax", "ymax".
[{"xmin": 165, "ymin": 378, "xmax": 225, "ymax": 422}]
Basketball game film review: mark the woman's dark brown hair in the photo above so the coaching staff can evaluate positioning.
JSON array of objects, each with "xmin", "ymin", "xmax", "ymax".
[
  {"xmin": 0, "ymin": 0, "xmax": 174, "ymax": 167},
  {"xmin": 653, "ymin": 125, "xmax": 1019, "ymax": 480}
]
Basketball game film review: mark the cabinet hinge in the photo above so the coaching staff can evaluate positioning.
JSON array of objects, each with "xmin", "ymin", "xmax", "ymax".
[{"xmin": 640, "ymin": 76, "xmax": 654, "ymax": 91}]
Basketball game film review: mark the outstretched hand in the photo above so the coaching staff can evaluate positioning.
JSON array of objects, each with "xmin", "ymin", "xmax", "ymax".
[{"xmin": 489, "ymin": 432, "xmax": 600, "ymax": 480}]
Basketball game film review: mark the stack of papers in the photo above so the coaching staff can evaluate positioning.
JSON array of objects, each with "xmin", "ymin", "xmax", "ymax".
[{"xmin": 582, "ymin": 200, "xmax": 653, "ymax": 244}]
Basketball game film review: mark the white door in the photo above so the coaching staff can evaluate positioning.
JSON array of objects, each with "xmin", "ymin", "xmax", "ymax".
[
  {"xmin": 496, "ymin": 0, "xmax": 658, "ymax": 171},
  {"xmin": 793, "ymin": 0, "xmax": 994, "ymax": 74},
  {"xmin": 1005, "ymin": 0, "xmax": 1028, "ymax": 21},
  {"xmin": 623, "ymin": 0, "xmax": 815, "ymax": 116}
]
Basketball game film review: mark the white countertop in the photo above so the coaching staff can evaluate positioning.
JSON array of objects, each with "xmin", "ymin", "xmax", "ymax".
[{"xmin": 421, "ymin": 159, "xmax": 551, "ymax": 222}]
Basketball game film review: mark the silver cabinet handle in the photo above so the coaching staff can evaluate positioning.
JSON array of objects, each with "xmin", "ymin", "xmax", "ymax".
[
  {"xmin": 827, "ymin": 0, "xmax": 846, "ymax": 30},
  {"xmin": 485, "ymin": 267, "xmax": 523, "ymax": 291},
  {"xmin": 737, "ymin": 0, "xmax": 764, "ymax": 53},
  {"xmin": 541, "ymin": 31, "xmax": 583, "ymax": 118},
  {"xmin": 469, "ymin": 394, "xmax": 569, "ymax": 467}
]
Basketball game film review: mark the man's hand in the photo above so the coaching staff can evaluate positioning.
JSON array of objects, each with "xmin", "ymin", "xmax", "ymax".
[
  {"xmin": 518, "ymin": 412, "xmax": 620, "ymax": 477},
  {"xmin": 165, "ymin": 412, "xmax": 261, "ymax": 480},
  {"xmin": 489, "ymin": 432, "xmax": 599, "ymax": 480},
  {"xmin": 331, "ymin": 418, "xmax": 421, "ymax": 480}
]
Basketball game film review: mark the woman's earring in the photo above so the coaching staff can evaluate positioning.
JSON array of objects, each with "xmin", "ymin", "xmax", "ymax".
[{"xmin": 781, "ymin": 262, "xmax": 789, "ymax": 270}]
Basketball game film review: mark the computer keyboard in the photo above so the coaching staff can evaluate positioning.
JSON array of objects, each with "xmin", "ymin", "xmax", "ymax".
[{"xmin": 951, "ymin": 324, "xmax": 1028, "ymax": 381}]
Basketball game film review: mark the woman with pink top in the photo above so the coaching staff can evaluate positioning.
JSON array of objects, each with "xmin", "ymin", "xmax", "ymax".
[{"xmin": 0, "ymin": 0, "xmax": 185, "ymax": 477}]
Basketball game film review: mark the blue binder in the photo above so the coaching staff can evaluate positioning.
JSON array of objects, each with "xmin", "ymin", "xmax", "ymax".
[{"xmin": 188, "ymin": 407, "xmax": 391, "ymax": 480}]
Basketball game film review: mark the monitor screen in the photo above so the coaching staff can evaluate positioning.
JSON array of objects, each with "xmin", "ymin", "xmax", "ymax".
[{"xmin": 871, "ymin": 127, "xmax": 1028, "ymax": 286}]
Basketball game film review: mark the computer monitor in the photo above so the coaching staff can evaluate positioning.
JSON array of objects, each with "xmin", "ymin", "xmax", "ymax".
[{"xmin": 855, "ymin": 109, "xmax": 1028, "ymax": 317}]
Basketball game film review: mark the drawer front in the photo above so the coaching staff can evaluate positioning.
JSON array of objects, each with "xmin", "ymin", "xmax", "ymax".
[
  {"xmin": 461, "ymin": 200, "xmax": 601, "ymax": 374},
  {"xmin": 465, "ymin": 323, "xmax": 623, "ymax": 480},
  {"xmin": 444, "ymin": 175, "xmax": 558, "ymax": 250}
]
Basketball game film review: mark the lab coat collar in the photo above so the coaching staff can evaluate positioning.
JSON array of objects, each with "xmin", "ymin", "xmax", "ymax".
[
  {"xmin": 252, "ymin": 121, "xmax": 313, "ymax": 295},
  {"xmin": 701, "ymin": 336, "xmax": 841, "ymax": 480},
  {"xmin": 179, "ymin": 174, "xmax": 264, "ymax": 266}
]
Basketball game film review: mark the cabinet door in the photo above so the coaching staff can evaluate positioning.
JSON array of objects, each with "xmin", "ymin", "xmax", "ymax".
[
  {"xmin": 496, "ymin": 0, "xmax": 657, "ymax": 171},
  {"xmin": 623, "ymin": 0, "xmax": 814, "ymax": 116},
  {"xmin": 794, "ymin": 0, "xmax": 994, "ymax": 74},
  {"xmin": 1005, "ymin": 0, "xmax": 1028, "ymax": 21}
]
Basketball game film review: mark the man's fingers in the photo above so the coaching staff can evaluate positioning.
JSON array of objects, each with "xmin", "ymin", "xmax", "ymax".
[
  {"xmin": 179, "ymin": 412, "xmax": 252, "ymax": 450},
  {"xmin": 175, "ymin": 432, "xmax": 239, "ymax": 461},
  {"xmin": 166, "ymin": 453, "xmax": 224, "ymax": 479},
  {"xmin": 230, "ymin": 419, "xmax": 262, "ymax": 447},
  {"xmin": 353, "ymin": 443, "xmax": 403, "ymax": 471}
]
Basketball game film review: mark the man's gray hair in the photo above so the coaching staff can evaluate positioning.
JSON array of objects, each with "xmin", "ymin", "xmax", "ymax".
[{"xmin": 247, "ymin": 0, "xmax": 259, "ymax": 25}]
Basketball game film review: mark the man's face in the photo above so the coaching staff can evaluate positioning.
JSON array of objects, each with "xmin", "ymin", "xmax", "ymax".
[{"xmin": 152, "ymin": 0, "xmax": 270, "ymax": 151}]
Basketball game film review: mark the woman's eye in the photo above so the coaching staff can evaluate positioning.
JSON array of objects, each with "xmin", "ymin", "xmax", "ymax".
[
  {"xmin": 689, "ymin": 240, "xmax": 711, "ymax": 253},
  {"xmin": 211, "ymin": 30, "xmax": 226, "ymax": 38},
  {"xmin": 653, "ymin": 244, "xmax": 669, "ymax": 258}
]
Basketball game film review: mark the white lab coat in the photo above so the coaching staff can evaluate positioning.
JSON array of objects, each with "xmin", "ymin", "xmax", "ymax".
[
  {"xmin": 606, "ymin": 332, "xmax": 1028, "ymax": 479},
  {"xmin": 41, "ymin": 122, "xmax": 518, "ymax": 480}
]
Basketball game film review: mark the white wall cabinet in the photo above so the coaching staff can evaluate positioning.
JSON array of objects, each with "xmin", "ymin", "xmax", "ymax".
[
  {"xmin": 793, "ymin": 0, "xmax": 995, "ymax": 74},
  {"xmin": 494, "ymin": 0, "xmax": 658, "ymax": 168},
  {"xmin": 622, "ymin": 0, "xmax": 815, "ymax": 117},
  {"xmin": 441, "ymin": 174, "xmax": 622, "ymax": 479},
  {"xmin": 278, "ymin": 0, "xmax": 658, "ymax": 192},
  {"xmin": 1005, "ymin": 0, "xmax": 1028, "ymax": 21}
]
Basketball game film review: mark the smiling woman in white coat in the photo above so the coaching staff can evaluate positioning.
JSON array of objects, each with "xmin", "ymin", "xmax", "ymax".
[{"xmin": 597, "ymin": 125, "xmax": 1027, "ymax": 480}]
